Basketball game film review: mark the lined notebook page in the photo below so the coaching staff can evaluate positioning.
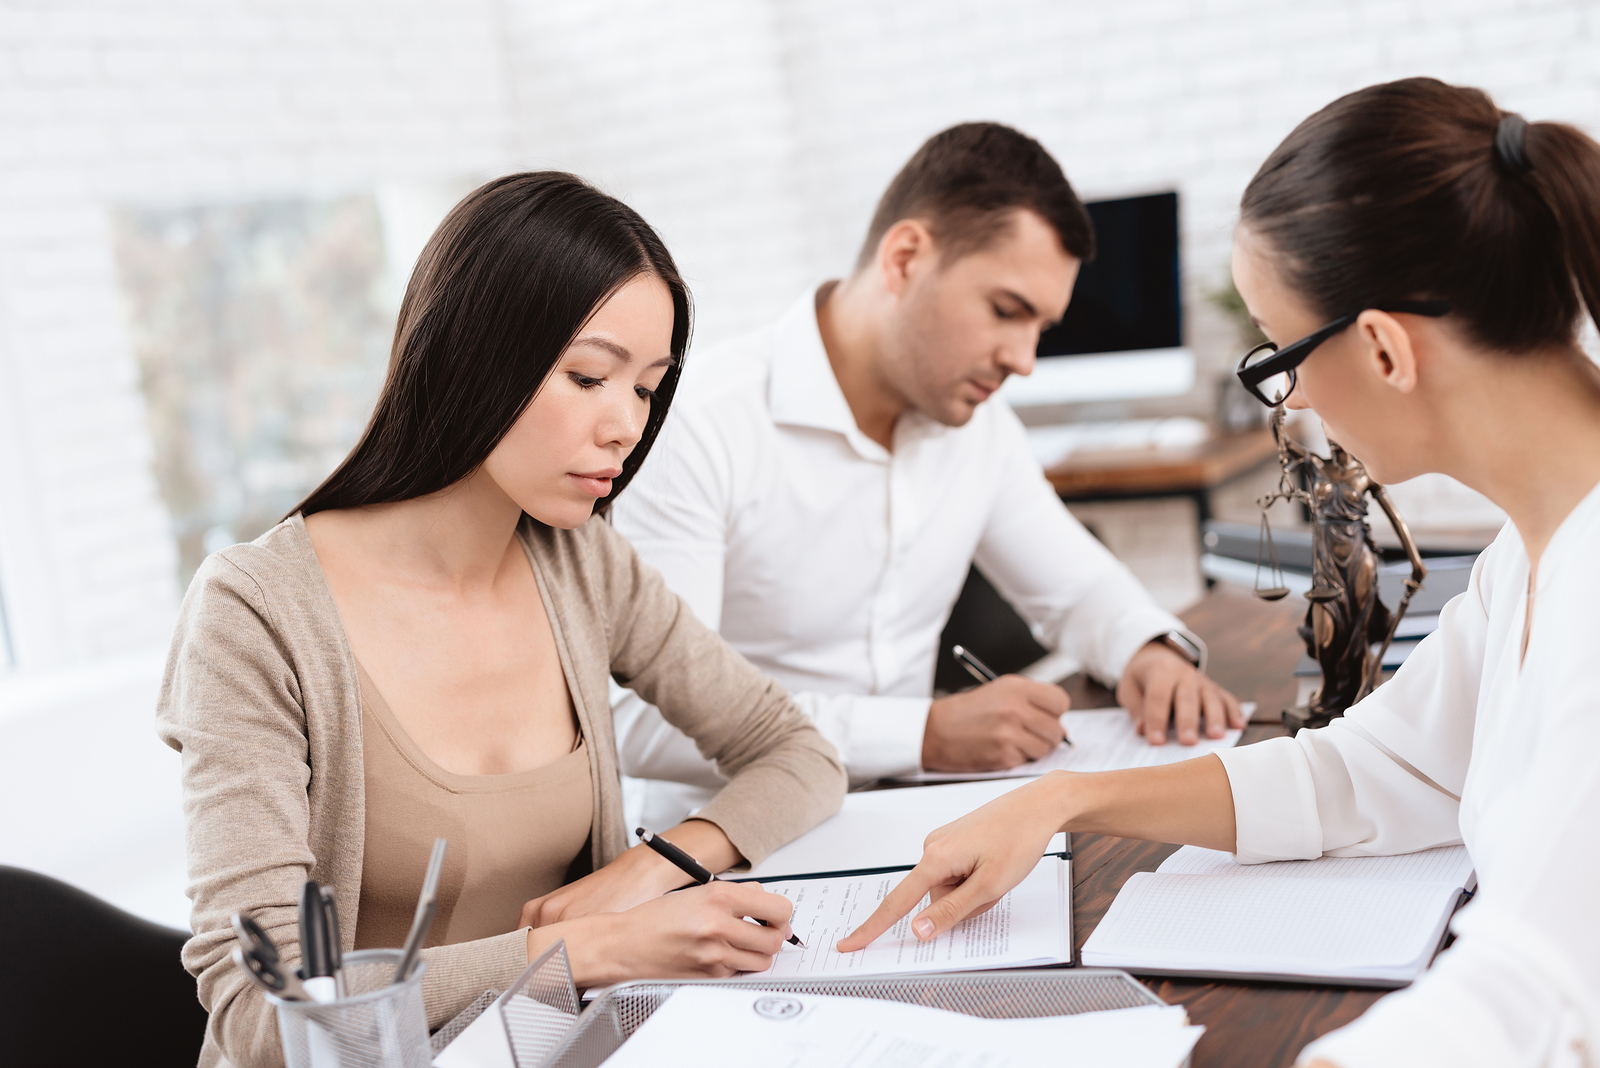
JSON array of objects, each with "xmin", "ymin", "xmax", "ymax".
[
  {"xmin": 1082, "ymin": 846, "xmax": 1476, "ymax": 981},
  {"xmin": 1088, "ymin": 876, "xmax": 1457, "ymax": 971},
  {"xmin": 1157, "ymin": 844, "xmax": 1473, "ymax": 884}
]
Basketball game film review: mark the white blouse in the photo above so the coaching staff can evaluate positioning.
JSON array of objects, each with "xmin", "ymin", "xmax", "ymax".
[{"xmin": 1217, "ymin": 479, "xmax": 1600, "ymax": 1068}]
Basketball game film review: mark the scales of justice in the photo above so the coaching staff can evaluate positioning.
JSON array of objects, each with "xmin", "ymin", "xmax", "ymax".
[{"xmin": 1253, "ymin": 407, "xmax": 1428, "ymax": 734}]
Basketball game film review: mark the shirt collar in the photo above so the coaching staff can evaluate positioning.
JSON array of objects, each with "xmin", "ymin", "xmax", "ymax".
[{"xmin": 768, "ymin": 285, "xmax": 891, "ymax": 461}]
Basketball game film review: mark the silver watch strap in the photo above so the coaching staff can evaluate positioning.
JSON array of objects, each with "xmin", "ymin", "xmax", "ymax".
[{"xmin": 1159, "ymin": 630, "xmax": 1206, "ymax": 673}]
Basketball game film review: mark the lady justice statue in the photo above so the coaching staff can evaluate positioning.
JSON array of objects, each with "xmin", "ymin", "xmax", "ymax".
[{"xmin": 1256, "ymin": 408, "xmax": 1428, "ymax": 734}]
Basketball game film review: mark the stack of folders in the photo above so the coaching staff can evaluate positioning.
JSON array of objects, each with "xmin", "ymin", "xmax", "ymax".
[
  {"xmin": 1295, "ymin": 556, "xmax": 1480, "ymax": 681},
  {"xmin": 1082, "ymin": 844, "xmax": 1476, "ymax": 986},
  {"xmin": 725, "ymin": 780, "xmax": 1076, "ymax": 981}
]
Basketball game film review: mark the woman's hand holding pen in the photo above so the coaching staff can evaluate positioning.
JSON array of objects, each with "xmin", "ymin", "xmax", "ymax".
[
  {"xmin": 517, "ymin": 817, "xmax": 797, "ymax": 986},
  {"xmin": 835, "ymin": 774, "xmax": 1071, "ymax": 953},
  {"xmin": 519, "ymin": 819, "xmax": 737, "ymax": 928},
  {"xmin": 526, "ymin": 882, "xmax": 797, "ymax": 986}
]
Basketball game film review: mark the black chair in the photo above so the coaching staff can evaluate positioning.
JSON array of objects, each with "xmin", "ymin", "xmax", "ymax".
[{"xmin": 0, "ymin": 865, "xmax": 207, "ymax": 1066}]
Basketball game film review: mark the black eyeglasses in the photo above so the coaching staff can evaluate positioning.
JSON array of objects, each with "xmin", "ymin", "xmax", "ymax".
[{"xmin": 1235, "ymin": 301, "xmax": 1452, "ymax": 407}]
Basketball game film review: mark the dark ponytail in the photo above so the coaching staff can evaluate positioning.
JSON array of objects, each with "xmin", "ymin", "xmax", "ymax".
[
  {"xmin": 1240, "ymin": 77, "xmax": 1600, "ymax": 355},
  {"xmin": 289, "ymin": 171, "xmax": 691, "ymax": 521}
]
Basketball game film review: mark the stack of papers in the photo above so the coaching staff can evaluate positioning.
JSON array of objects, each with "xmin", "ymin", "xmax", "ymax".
[
  {"xmin": 602, "ymin": 986, "xmax": 1202, "ymax": 1068},
  {"xmin": 894, "ymin": 705, "xmax": 1249, "ymax": 784}
]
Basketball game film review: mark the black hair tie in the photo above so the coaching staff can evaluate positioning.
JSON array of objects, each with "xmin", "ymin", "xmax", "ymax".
[{"xmin": 1494, "ymin": 113, "xmax": 1533, "ymax": 177}]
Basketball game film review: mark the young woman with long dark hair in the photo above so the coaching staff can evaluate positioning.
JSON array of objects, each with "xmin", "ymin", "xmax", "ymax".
[
  {"xmin": 158, "ymin": 172, "xmax": 845, "ymax": 1068},
  {"xmin": 836, "ymin": 78, "xmax": 1600, "ymax": 1065}
]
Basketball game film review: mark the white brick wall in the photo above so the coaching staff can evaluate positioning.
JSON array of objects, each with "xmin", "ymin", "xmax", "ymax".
[
  {"xmin": 502, "ymin": 0, "xmax": 817, "ymax": 348},
  {"xmin": 0, "ymin": 0, "xmax": 1593, "ymax": 924},
  {"xmin": 1, "ymin": 0, "xmax": 1595, "ymax": 670},
  {"xmin": 0, "ymin": 1, "xmax": 516, "ymax": 671}
]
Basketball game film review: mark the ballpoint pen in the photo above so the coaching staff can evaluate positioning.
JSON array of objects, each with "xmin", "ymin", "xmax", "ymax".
[
  {"xmin": 320, "ymin": 885, "xmax": 345, "ymax": 999},
  {"xmin": 299, "ymin": 880, "xmax": 337, "ymax": 1003},
  {"xmin": 951, "ymin": 645, "xmax": 1071, "ymax": 747},
  {"xmin": 393, "ymin": 837, "xmax": 448, "ymax": 984},
  {"xmin": 635, "ymin": 827, "xmax": 805, "ymax": 948},
  {"xmin": 951, "ymin": 644, "xmax": 998, "ymax": 684}
]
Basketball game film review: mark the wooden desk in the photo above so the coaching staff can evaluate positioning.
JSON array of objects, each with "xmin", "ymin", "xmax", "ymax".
[
  {"xmin": 1043, "ymin": 428, "xmax": 1279, "ymax": 524},
  {"xmin": 1063, "ymin": 585, "xmax": 1387, "ymax": 1067}
]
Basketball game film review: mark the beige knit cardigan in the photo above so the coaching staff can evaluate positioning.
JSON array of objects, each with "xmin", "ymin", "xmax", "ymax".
[{"xmin": 156, "ymin": 513, "xmax": 846, "ymax": 1068}]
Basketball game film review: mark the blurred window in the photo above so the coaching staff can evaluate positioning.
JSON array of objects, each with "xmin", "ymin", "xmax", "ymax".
[{"xmin": 112, "ymin": 196, "xmax": 395, "ymax": 586}]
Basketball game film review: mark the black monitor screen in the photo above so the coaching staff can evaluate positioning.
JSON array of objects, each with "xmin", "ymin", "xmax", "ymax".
[{"xmin": 1037, "ymin": 191, "xmax": 1181, "ymax": 357}]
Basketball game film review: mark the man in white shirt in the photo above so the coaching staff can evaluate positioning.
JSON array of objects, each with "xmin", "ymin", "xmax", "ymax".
[{"xmin": 613, "ymin": 122, "xmax": 1243, "ymax": 827}]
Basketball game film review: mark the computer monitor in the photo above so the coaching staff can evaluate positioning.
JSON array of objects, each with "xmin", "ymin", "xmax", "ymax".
[{"xmin": 1000, "ymin": 190, "xmax": 1193, "ymax": 407}]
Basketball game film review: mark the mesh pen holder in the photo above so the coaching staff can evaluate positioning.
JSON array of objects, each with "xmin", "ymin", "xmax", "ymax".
[
  {"xmin": 501, "ymin": 940, "xmax": 581, "ymax": 1068},
  {"xmin": 270, "ymin": 949, "xmax": 432, "ymax": 1068}
]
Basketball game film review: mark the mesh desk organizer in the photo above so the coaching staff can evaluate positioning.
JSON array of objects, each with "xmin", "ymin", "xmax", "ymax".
[
  {"xmin": 449, "ymin": 942, "xmax": 1178, "ymax": 1068},
  {"xmin": 272, "ymin": 949, "xmax": 432, "ymax": 1068}
]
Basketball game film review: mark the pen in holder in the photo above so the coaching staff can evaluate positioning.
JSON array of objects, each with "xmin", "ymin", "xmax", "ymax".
[{"xmin": 270, "ymin": 949, "xmax": 431, "ymax": 1068}]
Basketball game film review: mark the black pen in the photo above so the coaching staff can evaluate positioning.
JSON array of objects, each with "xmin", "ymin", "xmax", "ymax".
[
  {"xmin": 951, "ymin": 645, "xmax": 1071, "ymax": 747},
  {"xmin": 319, "ymin": 885, "xmax": 344, "ymax": 999},
  {"xmin": 299, "ymin": 880, "xmax": 337, "ymax": 1003},
  {"xmin": 635, "ymin": 827, "xmax": 805, "ymax": 948},
  {"xmin": 951, "ymin": 644, "xmax": 998, "ymax": 684}
]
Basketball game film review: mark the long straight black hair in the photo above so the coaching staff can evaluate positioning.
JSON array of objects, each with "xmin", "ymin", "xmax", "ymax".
[{"xmin": 291, "ymin": 171, "xmax": 691, "ymax": 520}]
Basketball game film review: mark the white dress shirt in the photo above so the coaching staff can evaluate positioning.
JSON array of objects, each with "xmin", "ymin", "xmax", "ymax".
[
  {"xmin": 612, "ymin": 287, "xmax": 1188, "ymax": 827},
  {"xmin": 1217, "ymin": 480, "xmax": 1600, "ymax": 1067}
]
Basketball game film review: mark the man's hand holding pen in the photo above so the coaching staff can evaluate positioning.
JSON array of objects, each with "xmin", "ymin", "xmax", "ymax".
[{"xmin": 923, "ymin": 665, "xmax": 1073, "ymax": 772}]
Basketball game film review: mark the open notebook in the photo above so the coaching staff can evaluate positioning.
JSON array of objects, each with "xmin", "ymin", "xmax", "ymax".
[{"xmin": 1082, "ymin": 844, "xmax": 1475, "ymax": 987}]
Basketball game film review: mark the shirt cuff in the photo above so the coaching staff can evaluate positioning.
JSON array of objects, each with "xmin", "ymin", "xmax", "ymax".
[
  {"xmin": 838, "ymin": 696, "xmax": 931, "ymax": 782},
  {"xmin": 1215, "ymin": 736, "xmax": 1323, "ymax": 863}
]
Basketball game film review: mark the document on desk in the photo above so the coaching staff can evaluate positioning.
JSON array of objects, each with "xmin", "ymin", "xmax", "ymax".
[
  {"xmin": 600, "ymin": 987, "xmax": 1203, "ymax": 1068},
  {"xmin": 746, "ymin": 854, "xmax": 1071, "ymax": 980},
  {"xmin": 739, "ymin": 778, "xmax": 1068, "ymax": 881},
  {"xmin": 1082, "ymin": 844, "xmax": 1475, "ymax": 986},
  {"xmin": 891, "ymin": 705, "xmax": 1251, "ymax": 784}
]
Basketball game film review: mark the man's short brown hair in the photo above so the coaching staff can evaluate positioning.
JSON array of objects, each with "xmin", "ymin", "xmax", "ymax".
[{"xmin": 856, "ymin": 122, "xmax": 1094, "ymax": 270}]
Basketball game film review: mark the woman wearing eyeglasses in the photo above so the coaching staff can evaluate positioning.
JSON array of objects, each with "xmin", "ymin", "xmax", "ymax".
[{"xmin": 837, "ymin": 77, "xmax": 1600, "ymax": 1066}]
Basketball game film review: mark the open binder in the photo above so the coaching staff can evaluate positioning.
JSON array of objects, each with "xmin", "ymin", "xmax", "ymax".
[
  {"xmin": 709, "ymin": 780, "xmax": 1076, "ymax": 982},
  {"xmin": 728, "ymin": 851, "xmax": 1073, "ymax": 983}
]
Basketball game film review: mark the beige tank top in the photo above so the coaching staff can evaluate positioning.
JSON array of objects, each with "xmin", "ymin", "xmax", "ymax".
[{"xmin": 351, "ymin": 662, "xmax": 594, "ymax": 950}]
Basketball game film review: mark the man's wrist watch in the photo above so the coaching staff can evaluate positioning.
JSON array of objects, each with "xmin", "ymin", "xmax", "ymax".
[{"xmin": 1154, "ymin": 630, "xmax": 1206, "ymax": 673}]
